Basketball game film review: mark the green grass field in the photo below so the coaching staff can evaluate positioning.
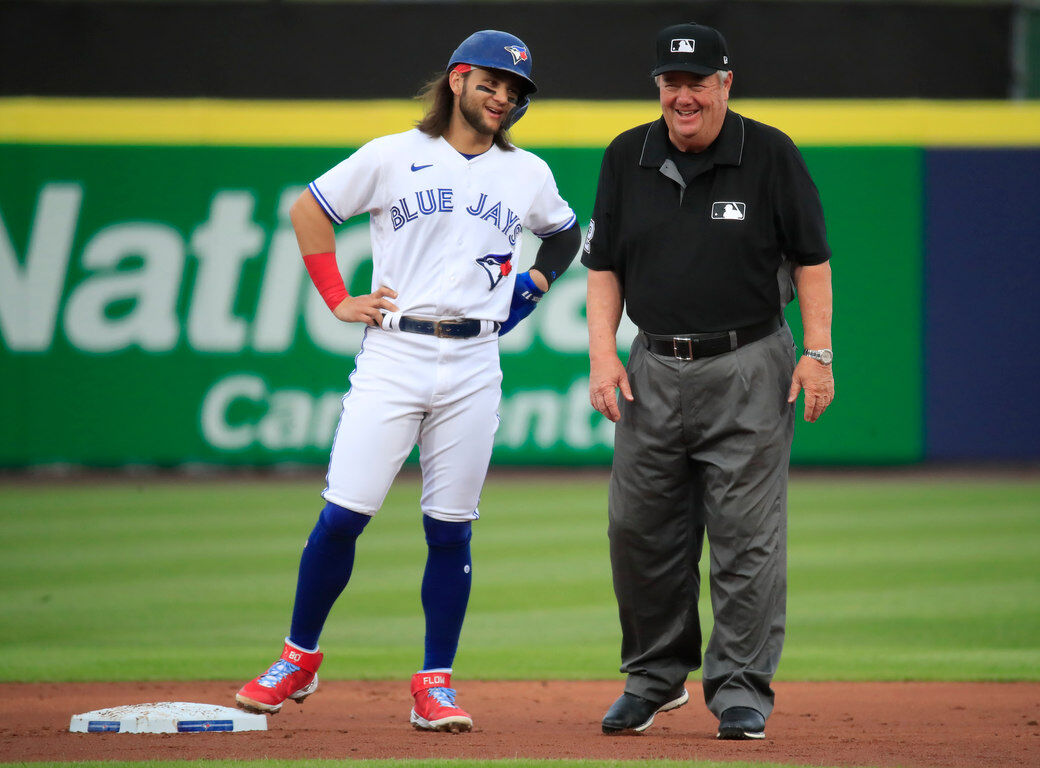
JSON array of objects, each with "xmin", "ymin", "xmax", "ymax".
[{"xmin": 2, "ymin": 472, "xmax": 1037, "ymax": 684}]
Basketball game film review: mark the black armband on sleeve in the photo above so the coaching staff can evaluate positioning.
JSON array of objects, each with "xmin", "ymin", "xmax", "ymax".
[{"xmin": 532, "ymin": 223, "xmax": 581, "ymax": 287}]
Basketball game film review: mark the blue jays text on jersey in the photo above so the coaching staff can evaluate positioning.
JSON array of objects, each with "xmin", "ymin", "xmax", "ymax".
[
  {"xmin": 390, "ymin": 188, "xmax": 524, "ymax": 246},
  {"xmin": 307, "ymin": 128, "xmax": 575, "ymax": 322}
]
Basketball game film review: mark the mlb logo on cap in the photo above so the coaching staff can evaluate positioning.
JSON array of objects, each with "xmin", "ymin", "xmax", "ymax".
[{"xmin": 652, "ymin": 22, "xmax": 730, "ymax": 77}]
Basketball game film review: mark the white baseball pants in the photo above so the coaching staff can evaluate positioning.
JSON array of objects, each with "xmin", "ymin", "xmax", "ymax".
[{"xmin": 323, "ymin": 327, "xmax": 502, "ymax": 522}]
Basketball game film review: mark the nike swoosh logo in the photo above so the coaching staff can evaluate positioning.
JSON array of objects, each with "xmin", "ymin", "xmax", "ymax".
[{"xmin": 411, "ymin": 163, "xmax": 433, "ymax": 172}]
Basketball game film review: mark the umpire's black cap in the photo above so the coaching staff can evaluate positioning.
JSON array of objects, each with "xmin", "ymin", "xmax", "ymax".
[{"xmin": 651, "ymin": 22, "xmax": 730, "ymax": 77}]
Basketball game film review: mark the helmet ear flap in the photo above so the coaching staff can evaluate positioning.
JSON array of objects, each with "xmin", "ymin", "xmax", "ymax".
[{"xmin": 503, "ymin": 95, "xmax": 529, "ymax": 130}]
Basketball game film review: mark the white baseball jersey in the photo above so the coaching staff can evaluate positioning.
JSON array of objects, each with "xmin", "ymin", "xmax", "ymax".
[
  {"xmin": 309, "ymin": 129, "xmax": 575, "ymax": 521},
  {"xmin": 308, "ymin": 128, "xmax": 576, "ymax": 322}
]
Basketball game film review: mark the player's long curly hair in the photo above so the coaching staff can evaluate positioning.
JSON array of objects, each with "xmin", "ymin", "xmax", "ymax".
[{"xmin": 416, "ymin": 72, "xmax": 514, "ymax": 151}]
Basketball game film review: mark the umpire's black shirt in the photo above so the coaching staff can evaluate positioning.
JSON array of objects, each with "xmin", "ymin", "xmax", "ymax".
[{"xmin": 582, "ymin": 109, "xmax": 830, "ymax": 334}]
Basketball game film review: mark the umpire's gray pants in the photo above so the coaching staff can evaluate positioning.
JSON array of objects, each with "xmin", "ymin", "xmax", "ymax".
[{"xmin": 608, "ymin": 324, "xmax": 796, "ymax": 719}]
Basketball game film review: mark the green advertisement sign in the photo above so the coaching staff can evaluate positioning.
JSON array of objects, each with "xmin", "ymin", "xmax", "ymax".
[{"xmin": 0, "ymin": 143, "xmax": 920, "ymax": 467}]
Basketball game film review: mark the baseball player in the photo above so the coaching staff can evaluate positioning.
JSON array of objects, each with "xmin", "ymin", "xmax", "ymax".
[{"xmin": 235, "ymin": 30, "xmax": 580, "ymax": 733}]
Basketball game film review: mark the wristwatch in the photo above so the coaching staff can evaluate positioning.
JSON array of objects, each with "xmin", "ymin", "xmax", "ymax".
[{"xmin": 803, "ymin": 348, "xmax": 833, "ymax": 365}]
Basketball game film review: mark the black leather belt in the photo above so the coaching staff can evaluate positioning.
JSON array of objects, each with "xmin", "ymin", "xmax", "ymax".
[
  {"xmin": 642, "ymin": 315, "xmax": 783, "ymax": 360},
  {"xmin": 397, "ymin": 316, "xmax": 494, "ymax": 339}
]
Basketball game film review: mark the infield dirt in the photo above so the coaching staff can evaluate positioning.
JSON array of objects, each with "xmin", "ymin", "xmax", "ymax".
[{"xmin": 2, "ymin": 680, "xmax": 1037, "ymax": 767}]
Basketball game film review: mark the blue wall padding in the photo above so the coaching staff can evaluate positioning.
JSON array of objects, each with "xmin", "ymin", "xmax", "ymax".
[{"xmin": 924, "ymin": 150, "xmax": 1040, "ymax": 460}]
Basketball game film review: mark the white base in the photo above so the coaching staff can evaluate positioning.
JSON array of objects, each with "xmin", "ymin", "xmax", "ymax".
[{"xmin": 70, "ymin": 701, "xmax": 267, "ymax": 733}]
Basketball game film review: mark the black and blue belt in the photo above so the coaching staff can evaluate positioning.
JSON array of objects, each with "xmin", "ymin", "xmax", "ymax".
[
  {"xmin": 642, "ymin": 315, "xmax": 783, "ymax": 360},
  {"xmin": 396, "ymin": 316, "xmax": 497, "ymax": 339}
]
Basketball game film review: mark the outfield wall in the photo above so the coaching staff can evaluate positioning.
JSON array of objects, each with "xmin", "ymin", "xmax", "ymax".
[{"xmin": 2, "ymin": 99, "xmax": 1039, "ymax": 467}]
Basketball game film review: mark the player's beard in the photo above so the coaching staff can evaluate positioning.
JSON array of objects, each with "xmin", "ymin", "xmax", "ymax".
[{"xmin": 459, "ymin": 90, "xmax": 503, "ymax": 137}]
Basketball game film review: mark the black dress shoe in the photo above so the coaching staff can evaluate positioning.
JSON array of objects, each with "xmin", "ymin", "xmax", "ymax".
[
  {"xmin": 717, "ymin": 706, "xmax": 766, "ymax": 740},
  {"xmin": 601, "ymin": 688, "xmax": 689, "ymax": 734}
]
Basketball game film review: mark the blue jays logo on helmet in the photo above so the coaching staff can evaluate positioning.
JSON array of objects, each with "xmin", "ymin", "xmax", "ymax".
[
  {"xmin": 504, "ymin": 44, "xmax": 529, "ymax": 66},
  {"xmin": 448, "ymin": 30, "xmax": 536, "ymax": 129},
  {"xmin": 475, "ymin": 252, "xmax": 513, "ymax": 289}
]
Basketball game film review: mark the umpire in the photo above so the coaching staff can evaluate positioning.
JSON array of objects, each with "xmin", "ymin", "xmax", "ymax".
[{"xmin": 584, "ymin": 22, "xmax": 835, "ymax": 740}]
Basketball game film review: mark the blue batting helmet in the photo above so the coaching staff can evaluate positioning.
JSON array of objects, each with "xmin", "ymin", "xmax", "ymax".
[{"xmin": 447, "ymin": 30, "xmax": 536, "ymax": 128}]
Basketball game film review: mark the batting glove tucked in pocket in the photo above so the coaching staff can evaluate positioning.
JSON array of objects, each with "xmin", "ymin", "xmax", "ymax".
[{"xmin": 498, "ymin": 271, "xmax": 544, "ymax": 336}]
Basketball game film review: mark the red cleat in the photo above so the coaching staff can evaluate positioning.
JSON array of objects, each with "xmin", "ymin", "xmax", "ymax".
[
  {"xmin": 236, "ymin": 641, "xmax": 323, "ymax": 714},
  {"xmin": 409, "ymin": 671, "xmax": 473, "ymax": 732}
]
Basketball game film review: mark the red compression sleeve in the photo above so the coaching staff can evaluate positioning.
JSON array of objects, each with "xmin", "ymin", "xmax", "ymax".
[{"xmin": 303, "ymin": 252, "xmax": 349, "ymax": 312}]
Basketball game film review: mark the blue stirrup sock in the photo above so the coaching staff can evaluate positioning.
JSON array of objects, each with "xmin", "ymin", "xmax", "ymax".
[
  {"xmin": 421, "ymin": 516, "xmax": 473, "ymax": 671},
  {"xmin": 288, "ymin": 502, "xmax": 371, "ymax": 651}
]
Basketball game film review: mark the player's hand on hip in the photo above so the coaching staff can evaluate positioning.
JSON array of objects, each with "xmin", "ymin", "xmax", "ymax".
[
  {"xmin": 333, "ymin": 286, "xmax": 399, "ymax": 326},
  {"xmin": 589, "ymin": 354, "xmax": 633, "ymax": 423},
  {"xmin": 787, "ymin": 356, "xmax": 835, "ymax": 423}
]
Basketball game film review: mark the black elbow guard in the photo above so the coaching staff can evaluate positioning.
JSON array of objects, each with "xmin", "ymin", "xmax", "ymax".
[{"xmin": 532, "ymin": 223, "xmax": 581, "ymax": 287}]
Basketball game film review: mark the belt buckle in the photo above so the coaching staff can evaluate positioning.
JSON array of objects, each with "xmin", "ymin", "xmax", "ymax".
[
  {"xmin": 432, "ymin": 320, "xmax": 449, "ymax": 338},
  {"xmin": 672, "ymin": 336, "xmax": 694, "ymax": 360}
]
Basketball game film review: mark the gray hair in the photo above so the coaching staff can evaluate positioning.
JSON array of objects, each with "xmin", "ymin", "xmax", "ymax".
[{"xmin": 654, "ymin": 70, "xmax": 730, "ymax": 88}]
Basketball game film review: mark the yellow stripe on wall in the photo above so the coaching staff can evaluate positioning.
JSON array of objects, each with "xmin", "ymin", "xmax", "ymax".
[
  {"xmin": 728, "ymin": 100, "xmax": 1040, "ymax": 147},
  {"xmin": 0, "ymin": 98, "xmax": 422, "ymax": 147},
  {"xmin": 2, "ymin": 97, "xmax": 1039, "ymax": 147}
]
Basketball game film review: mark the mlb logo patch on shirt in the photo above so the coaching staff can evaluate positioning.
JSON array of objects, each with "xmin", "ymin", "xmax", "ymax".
[{"xmin": 711, "ymin": 202, "xmax": 746, "ymax": 220}]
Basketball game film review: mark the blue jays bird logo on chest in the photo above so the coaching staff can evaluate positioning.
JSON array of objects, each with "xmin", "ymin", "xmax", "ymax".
[{"xmin": 475, "ymin": 252, "xmax": 513, "ymax": 289}]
